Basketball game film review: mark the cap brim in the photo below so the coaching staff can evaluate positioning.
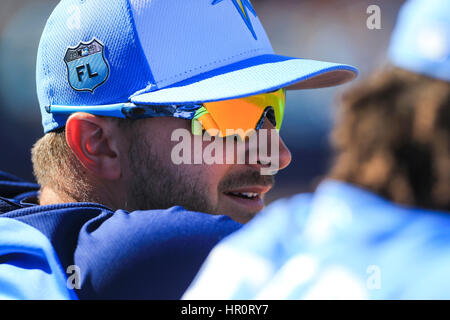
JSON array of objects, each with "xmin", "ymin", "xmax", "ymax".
[{"xmin": 130, "ymin": 54, "xmax": 357, "ymax": 105}]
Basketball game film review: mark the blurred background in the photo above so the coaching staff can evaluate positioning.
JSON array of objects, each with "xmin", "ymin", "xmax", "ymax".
[{"xmin": 0, "ymin": 0, "xmax": 405, "ymax": 202}]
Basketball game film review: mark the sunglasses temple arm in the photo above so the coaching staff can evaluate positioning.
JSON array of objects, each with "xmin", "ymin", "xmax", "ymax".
[{"xmin": 45, "ymin": 103, "xmax": 135, "ymax": 119}]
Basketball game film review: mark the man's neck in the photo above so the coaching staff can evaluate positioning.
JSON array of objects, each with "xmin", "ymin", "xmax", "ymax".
[{"xmin": 39, "ymin": 187, "xmax": 77, "ymax": 205}]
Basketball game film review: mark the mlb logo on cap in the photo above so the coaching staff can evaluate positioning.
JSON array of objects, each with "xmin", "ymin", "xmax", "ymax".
[{"xmin": 37, "ymin": 0, "xmax": 358, "ymax": 133}]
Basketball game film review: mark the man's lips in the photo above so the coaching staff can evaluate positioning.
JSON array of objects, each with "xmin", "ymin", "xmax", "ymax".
[
  {"xmin": 223, "ymin": 185, "xmax": 272, "ymax": 198},
  {"xmin": 222, "ymin": 185, "xmax": 273, "ymax": 211}
]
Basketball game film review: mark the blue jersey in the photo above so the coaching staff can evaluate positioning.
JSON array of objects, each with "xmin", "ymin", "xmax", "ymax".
[
  {"xmin": 184, "ymin": 180, "xmax": 450, "ymax": 299},
  {"xmin": 0, "ymin": 171, "xmax": 242, "ymax": 299}
]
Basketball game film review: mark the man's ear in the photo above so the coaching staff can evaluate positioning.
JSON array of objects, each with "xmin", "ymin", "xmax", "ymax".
[{"xmin": 65, "ymin": 112, "xmax": 121, "ymax": 180}]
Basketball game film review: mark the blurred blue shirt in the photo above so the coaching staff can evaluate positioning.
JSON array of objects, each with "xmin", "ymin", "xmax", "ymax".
[
  {"xmin": 0, "ymin": 217, "xmax": 77, "ymax": 300},
  {"xmin": 184, "ymin": 180, "xmax": 450, "ymax": 299}
]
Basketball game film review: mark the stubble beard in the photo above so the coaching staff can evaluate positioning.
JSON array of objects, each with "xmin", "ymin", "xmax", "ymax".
[
  {"xmin": 126, "ymin": 135, "xmax": 216, "ymax": 214},
  {"xmin": 125, "ymin": 130, "xmax": 275, "ymax": 218}
]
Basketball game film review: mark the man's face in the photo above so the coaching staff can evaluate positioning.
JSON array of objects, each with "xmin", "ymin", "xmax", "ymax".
[{"xmin": 122, "ymin": 117, "xmax": 291, "ymax": 223}]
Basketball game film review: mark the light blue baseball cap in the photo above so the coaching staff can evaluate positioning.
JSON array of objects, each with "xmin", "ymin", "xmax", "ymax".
[
  {"xmin": 388, "ymin": 0, "xmax": 450, "ymax": 82},
  {"xmin": 37, "ymin": 0, "xmax": 358, "ymax": 133}
]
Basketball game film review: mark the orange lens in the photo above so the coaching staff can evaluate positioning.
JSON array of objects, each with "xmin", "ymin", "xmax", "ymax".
[{"xmin": 196, "ymin": 89, "xmax": 285, "ymax": 137}]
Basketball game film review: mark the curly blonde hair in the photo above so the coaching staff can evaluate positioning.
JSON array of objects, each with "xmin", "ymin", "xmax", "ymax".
[{"xmin": 329, "ymin": 67, "xmax": 450, "ymax": 211}]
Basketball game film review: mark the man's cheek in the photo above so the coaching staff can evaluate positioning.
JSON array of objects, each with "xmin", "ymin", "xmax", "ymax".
[{"xmin": 201, "ymin": 165, "xmax": 229, "ymax": 202}]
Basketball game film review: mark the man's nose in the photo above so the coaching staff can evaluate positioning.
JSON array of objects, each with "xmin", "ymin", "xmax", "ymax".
[
  {"xmin": 258, "ymin": 118, "xmax": 292, "ymax": 171},
  {"xmin": 277, "ymin": 133, "xmax": 292, "ymax": 171}
]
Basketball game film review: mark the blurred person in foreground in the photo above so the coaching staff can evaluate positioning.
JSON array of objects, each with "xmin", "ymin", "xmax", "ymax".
[
  {"xmin": 0, "ymin": 215, "xmax": 76, "ymax": 300},
  {"xmin": 184, "ymin": 0, "xmax": 450, "ymax": 299}
]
